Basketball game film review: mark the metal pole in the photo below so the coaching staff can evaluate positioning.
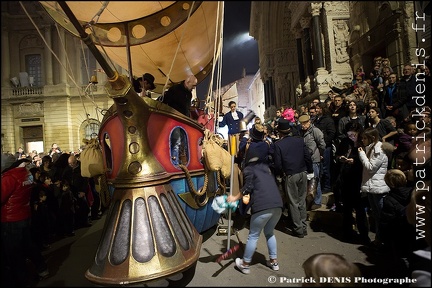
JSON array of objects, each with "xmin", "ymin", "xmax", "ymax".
[{"xmin": 227, "ymin": 134, "xmax": 237, "ymax": 251}]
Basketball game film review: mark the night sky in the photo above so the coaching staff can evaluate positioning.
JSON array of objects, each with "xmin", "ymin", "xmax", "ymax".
[{"xmin": 196, "ymin": 1, "xmax": 259, "ymax": 99}]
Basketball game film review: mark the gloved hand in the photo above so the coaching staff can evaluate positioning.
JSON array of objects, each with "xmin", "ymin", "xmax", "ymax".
[{"xmin": 307, "ymin": 173, "xmax": 315, "ymax": 181}]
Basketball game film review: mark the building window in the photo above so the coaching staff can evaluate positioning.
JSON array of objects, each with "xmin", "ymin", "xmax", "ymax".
[
  {"xmin": 80, "ymin": 119, "xmax": 100, "ymax": 142},
  {"xmin": 26, "ymin": 54, "xmax": 42, "ymax": 86}
]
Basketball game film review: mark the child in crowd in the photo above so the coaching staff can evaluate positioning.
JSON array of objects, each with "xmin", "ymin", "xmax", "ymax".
[
  {"xmin": 380, "ymin": 169, "xmax": 415, "ymax": 271},
  {"xmin": 58, "ymin": 180, "xmax": 76, "ymax": 237},
  {"xmin": 302, "ymin": 253, "xmax": 361, "ymax": 286}
]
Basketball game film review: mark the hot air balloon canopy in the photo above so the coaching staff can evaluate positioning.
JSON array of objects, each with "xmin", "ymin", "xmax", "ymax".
[{"xmin": 39, "ymin": 1, "xmax": 224, "ymax": 93}]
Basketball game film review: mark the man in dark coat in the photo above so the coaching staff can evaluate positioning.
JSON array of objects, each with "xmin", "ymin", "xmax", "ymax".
[
  {"xmin": 162, "ymin": 75, "xmax": 198, "ymax": 117},
  {"xmin": 273, "ymin": 119, "xmax": 314, "ymax": 238},
  {"xmin": 313, "ymin": 102, "xmax": 336, "ymax": 192}
]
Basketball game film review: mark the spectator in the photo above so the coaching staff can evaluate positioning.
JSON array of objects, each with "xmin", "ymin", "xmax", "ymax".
[
  {"xmin": 337, "ymin": 100, "xmax": 366, "ymax": 144},
  {"xmin": 226, "ymin": 124, "xmax": 283, "ymax": 274},
  {"xmin": 380, "ymin": 169, "xmax": 415, "ymax": 270},
  {"xmin": 62, "ymin": 155, "xmax": 91, "ymax": 228},
  {"xmin": 313, "ymin": 102, "xmax": 336, "ymax": 193},
  {"xmin": 1, "ymin": 158, "xmax": 49, "ymax": 286},
  {"xmin": 302, "ymin": 253, "xmax": 361, "ymax": 287},
  {"xmin": 335, "ymin": 121, "xmax": 370, "ymax": 244},
  {"xmin": 48, "ymin": 143, "xmax": 62, "ymax": 158},
  {"xmin": 273, "ymin": 119, "xmax": 314, "ymax": 238},
  {"xmin": 58, "ymin": 180, "xmax": 76, "ymax": 237},
  {"xmin": 298, "ymin": 114, "xmax": 326, "ymax": 211},
  {"xmin": 15, "ymin": 146, "xmax": 27, "ymax": 160},
  {"xmin": 365, "ymin": 107, "xmax": 398, "ymax": 145},
  {"xmin": 393, "ymin": 121, "xmax": 418, "ymax": 157},
  {"xmin": 358, "ymin": 127, "xmax": 391, "ymax": 249},
  {"xmin": 379, "ymin": 72, "xmax": 409, "ymax": 125},
  {"xmin": 31, "ymin": 190, "xmax": 51, "ymax": 250},
  {"xmin": 330, "ymin": 95, "xmax": 348, "ymax": 143}
]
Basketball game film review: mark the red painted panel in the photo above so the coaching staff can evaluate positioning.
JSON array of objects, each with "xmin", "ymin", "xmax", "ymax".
[
  {"xmin": 147, "ymin": 114, "xmax": 204, "ymax": 173},
  {"xmin": 99, "ymin": 116, "xmax": 125, "ymax": 180}
]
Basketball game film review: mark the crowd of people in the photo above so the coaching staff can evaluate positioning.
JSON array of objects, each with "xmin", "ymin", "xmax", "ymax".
[
  {"xmin": 2, "ymin": 62, "xmax": 430, "ymax": 285},
  {"xmin": 1, "ymin": 143, "xmax": 107, "ymax": 286},
  {"xmin": 220, "ymin": 60, "xmax": 430, "ymax": 285}
]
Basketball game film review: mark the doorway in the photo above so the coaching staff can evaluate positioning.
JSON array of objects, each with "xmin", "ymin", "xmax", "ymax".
[{"xmin": 22, "ymin": 125, "xmax": 44, "ymax": 154}]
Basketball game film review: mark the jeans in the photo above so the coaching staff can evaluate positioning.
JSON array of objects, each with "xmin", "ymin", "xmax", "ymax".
[
  {"xmin": 367, "ymin": 193, "xmax": 385, "ymax": 242},
  {"xmin": 313, "ymin": 163, "xmax": 322, "ymax": 205},
  {"xmin": 243, "ymin": 208, "xmax": 282, "ymax": 263}
]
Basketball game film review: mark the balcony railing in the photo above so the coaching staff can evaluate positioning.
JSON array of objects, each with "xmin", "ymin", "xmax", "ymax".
[
  {"xmin": 11, "ymin": 86, "xmax": 44, "ymax": 96},
  {"xmin": 1, "ymin": 84, "xmax": 101, "ymax": 100}
]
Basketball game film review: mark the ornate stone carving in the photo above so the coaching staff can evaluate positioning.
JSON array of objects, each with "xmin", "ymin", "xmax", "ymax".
[
  {"xmin": 333, "ymin": 19, "xmax": 350, "ymax": 63},
  {"xmin": 303, "ymin": 76, "xmax": 312, "ymax": 93},
  {"xmin": 323, "ymin": 2, "xmax": 349, "ymax": 14},
  {"xmin": 300, "ymin": 17, "xmax": 311, "ymax": 29},
  {"xmin": 291, "ymin": 28, "xmax": 303, "ymax": 39},
  {"xmin": 288, "ymin": 2, "xmax": 309, "ymax": 30},
  {"xmin": 17, "ymin": 102, "xmax": 43, "ymax": 117},
  {"xmin": 310, "ymin": 2, "xmax": 322, "ymax": 17},
  {"xmin": 20, "ymin": 34, "xmax": 43, "ymax": 49}
]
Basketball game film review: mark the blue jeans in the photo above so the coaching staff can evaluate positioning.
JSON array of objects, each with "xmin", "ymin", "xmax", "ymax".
[
  {"xmin": 313, "ymin": 163, "xmax": 322, "ymax": 205},
  {"xmin": 243, "ymin": 208, "xmax": 282, "ymax": 263},
  {"xmin": 367, "ymin": 193, "xmax": 385, "ymax": 242}
]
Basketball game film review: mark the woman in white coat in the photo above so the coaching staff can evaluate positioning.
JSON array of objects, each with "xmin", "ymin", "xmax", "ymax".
[{"xmin": 358, "ymin": 127, "xmax": 390, "ymax": 247}]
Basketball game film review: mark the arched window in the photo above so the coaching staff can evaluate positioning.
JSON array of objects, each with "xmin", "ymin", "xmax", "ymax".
[
  {"xmin": 80, "ymin": 119, "xmax": 100, "ymax": 141},
  {"xmin": 26, "ymin": 54, "xmax": 42, "ymax": 86}
]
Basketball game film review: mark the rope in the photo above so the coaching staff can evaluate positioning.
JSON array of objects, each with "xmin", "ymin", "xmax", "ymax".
[
  {"xmin": 160, "ymin": 1, "xmax": 196, "ymax": 101},
  {"xmin": 178, "ymin": 163, "xmax": 207, "ymax": 197}
]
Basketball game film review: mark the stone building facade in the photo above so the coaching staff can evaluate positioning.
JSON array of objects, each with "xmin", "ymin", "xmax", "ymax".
[
  {"xmin": 1, "ymin": 2, "xmax": 127, "ymax": 154},
  {"xmin": 250, "ymin": 1, "xmax": 430, "ymax": 110}
]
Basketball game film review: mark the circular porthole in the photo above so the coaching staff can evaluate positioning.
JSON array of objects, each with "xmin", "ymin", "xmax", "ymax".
[{"xmin": 107, "ymin": 27, "xmax": 122, "ymax": 42}]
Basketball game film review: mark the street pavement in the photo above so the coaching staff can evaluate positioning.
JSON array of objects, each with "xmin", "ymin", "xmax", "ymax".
[{"xmin": 33, "ymin": 206, "xmax": 410, "ymax": 287}]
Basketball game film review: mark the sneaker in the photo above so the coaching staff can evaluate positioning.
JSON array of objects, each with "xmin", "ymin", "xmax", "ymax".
[
  {"xmin": 235, "ymin": 258, "xmax": 250, "ymax": 274},
  {"xmin": 38, "ymin": 269, "xmax": 49, "ymax": 278},
  {"xmin": 310, "ymin": 204, "xmax": 321, "ymax": 210},
  {"xmin": 266, "ymin": 260, "xmax": 279, "ymax": 271},
  {"xmin": 285, "ymin": 227, "xmax": 304, "ymax": 238}
]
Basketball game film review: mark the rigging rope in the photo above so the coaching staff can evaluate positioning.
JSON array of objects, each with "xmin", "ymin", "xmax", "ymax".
[
  {"xmin": 160, "ymin": 1, "xmax": 196, "ymax": 101},
  {"xmin": 205, "ymin": 1, "xmax": 224, "ymax": 132}
]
